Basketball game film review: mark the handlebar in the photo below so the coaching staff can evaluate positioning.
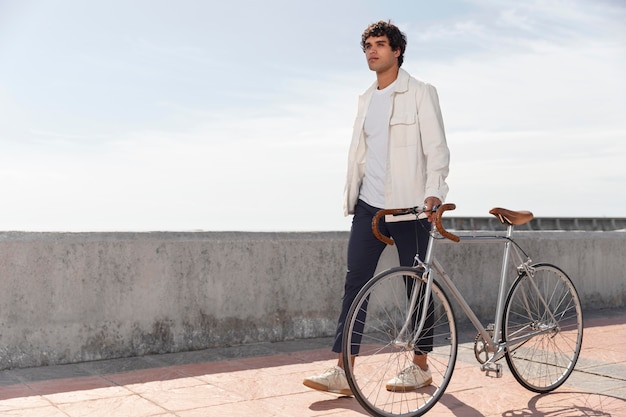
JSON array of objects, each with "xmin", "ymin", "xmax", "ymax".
[{"xmin": 371, "ymin": 203, "xmax": 460, "ymax": 245}]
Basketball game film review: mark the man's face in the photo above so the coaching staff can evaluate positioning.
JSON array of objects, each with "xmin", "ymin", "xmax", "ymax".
[{"xmin": 363, "ymin": 35, "xmax": 400, "ymax": 73}]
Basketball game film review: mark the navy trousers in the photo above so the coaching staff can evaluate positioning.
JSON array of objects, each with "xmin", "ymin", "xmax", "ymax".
[{"xmin": 332, "ymin": 199, "xmax": 433, "ymax": 355}]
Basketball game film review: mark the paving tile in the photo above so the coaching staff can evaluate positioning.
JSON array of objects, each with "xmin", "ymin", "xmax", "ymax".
[
  {"xmin": 0, "ymin": 385, "xmax": 36, "ymax": 401},
  {"xmin": 265, "ymin": 337, "xmax": 336, "ymax": 355},
  {"xmin": 578, "ymin": 362, "xmax": 626, "ymax": 381},
  {"xmin": 42, "ymin": 384, "xmax": 134, "ymax": 405},
  {"xmin": 288, "ymin": 348, "xmax": 338, "ymax": 363},
  {"xmin": 258, "ymin": 391, "xmax": 368, "ymax": 417},
  {"xmin": 57, "ymin": 394, "xmax": 168, "ymax": 417},
  {"xmin": 580, "ymin": 346, "xmax": 626, "ymax": 364},
  {"xmin": 169, "ymin": 360, "xmax": 248, "ymax": 380},
  {"xmin": 0, "ymin": 395, "xmax": 52, "ymax": 413},
  {"xmin": 0, "ymin": 371, "xmax": 23, "ymax": 387},
  {"xmin": 100, "ymin": 366, "xmax": 188, "ymax": 386},
  {"xmin": 0, "ymin": 404, "xmax": 70, "ymax": 417},
  {"xmin": 236, "ymin": 352, "xmax": 312, "ymax": 370},
  {"xmin": 138, "ymin": 382, "xmax": 246, "ymax": 412},
  {"xmin": 25, "ymin": 375, "xmax": 115, "ymax": 397},
  {"xmin": 434, "ymin": 368, "xmax": 535, "ymax": 416},
  {"xmin": 176, "ymin": 400, "xmax": 275, "ymax": 417},
  {"xmin": 518, "ymin": 390, "xmax": 626, "ymax": 416},
  {"xmin": 584, "ymin": 313, "xmax": 626, "ymax": 328},
  {"xmin": 425, "ymin": 392, "xmax": 486, "ymax": 417},
  {"xmin": 205, "ymin": 343, "xmax": 279, "ymax": 360},
  {"xmin": 124, "ymin": 375, "xmax": 206, "ymax": 394},
  {"xmin": 77, "ymin": 356, "xmax": 158, "ymax": 375},
  {"xmin": 143, "ymin": 348, "xmax": 229, "ymax": 367},
  {"xmin": 603, "ymin": 384, "xmax": 626, "ymax": 402},
  {"xmin": 202, "ymin": 367, "xmax": 312, "ymax": 399},
  {"xmin": 10, "ymin": 364, "xmax": 92, "ymax": 383}
]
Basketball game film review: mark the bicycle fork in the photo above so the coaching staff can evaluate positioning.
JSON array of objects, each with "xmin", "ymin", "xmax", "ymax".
[
  {"xmin": 393, "ymin": 229, "xmax": 437, "ymax": 350},
  {"xmin": 392, "ymin": 262, "xmax": 433, "ymax": 350}
]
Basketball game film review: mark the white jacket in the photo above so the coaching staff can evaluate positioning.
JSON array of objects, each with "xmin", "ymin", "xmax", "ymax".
[{"xmin": 343, "ymin": 68, "xmax": 450, "ymax": 217}]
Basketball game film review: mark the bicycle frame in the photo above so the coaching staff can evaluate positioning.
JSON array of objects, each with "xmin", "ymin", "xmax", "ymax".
[{"xmin": 402, "ymin": 222, "xmax": 559, "ymax": 374}]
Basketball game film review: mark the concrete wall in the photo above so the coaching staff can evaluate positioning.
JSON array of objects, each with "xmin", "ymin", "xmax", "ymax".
[{"xmin": 0, "ymin": 230, "xmax": 624, "ymax": 370}]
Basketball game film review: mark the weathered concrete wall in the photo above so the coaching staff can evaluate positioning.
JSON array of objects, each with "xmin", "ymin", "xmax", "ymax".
[
  {"xmin": 377, "ymin": 231, "xmax": 626, "ymax": 321},
  {"xmin": 0, "ymin": 230, "xmax": 624, "ymax": 370}
]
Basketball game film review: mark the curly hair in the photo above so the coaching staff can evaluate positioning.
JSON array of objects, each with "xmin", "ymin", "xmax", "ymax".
[{"xmin": 361, "ymin": 20, "xmax": 407, "ymax": 67}]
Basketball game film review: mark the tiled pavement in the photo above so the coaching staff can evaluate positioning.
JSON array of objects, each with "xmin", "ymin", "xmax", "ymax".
[{"xmin": 0, "ymin": 308, "xmax": 625, "ymax": 417}]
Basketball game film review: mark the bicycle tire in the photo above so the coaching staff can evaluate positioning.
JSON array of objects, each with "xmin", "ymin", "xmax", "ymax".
[
  {"xmin": 342, "ymin": 266, "xmax": 457, "ymax": 417},
  {"xmin": 503, "ymin": 263, "xmax": 583, "ymax": 393}
]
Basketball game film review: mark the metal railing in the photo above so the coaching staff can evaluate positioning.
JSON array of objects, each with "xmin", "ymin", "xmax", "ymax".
[{"xmin": 443, "ymin": 217, "xmax": 626, "ymax": 232}]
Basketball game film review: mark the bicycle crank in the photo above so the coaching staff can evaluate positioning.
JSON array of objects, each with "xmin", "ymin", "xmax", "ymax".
[{"xmin": 473, "ymin": 325, "xmax": 495, "ymax": 364}]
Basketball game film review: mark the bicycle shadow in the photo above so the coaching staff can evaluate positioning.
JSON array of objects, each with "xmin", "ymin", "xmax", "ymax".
[
  {"xmin": 502, "ymin": 391, "xmax": 626, "ymax": 417},
  {"xmin": 308, "ymin": 391, "xmax": 626, "ymax": 416},
  {"xmin": 308, "ymin": 392, "xmax": 484, "ymax": 416},
  {"xmin": 428, "ymin": 391, "xmax": 626, "ymax": 417}
]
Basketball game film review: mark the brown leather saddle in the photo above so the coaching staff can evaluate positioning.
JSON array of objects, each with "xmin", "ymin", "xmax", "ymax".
[{"xmin": 489, "ymin": 207, "xmax": 534, "ymax": 226}]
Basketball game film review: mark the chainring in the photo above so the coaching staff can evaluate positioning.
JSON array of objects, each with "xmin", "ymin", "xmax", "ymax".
[{"xmin": 473, "ymin": 328, "xmax": 495, "ymax": 364}]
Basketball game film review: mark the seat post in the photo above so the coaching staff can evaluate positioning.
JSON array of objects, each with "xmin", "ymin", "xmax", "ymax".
[{"xmin": 493, "ymin": 224, "xmax": 514, "ymax": 341}]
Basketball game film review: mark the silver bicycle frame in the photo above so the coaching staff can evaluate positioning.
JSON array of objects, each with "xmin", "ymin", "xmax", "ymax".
[{"xmin": 400, "ymin": 223, "xmax": 558, "ymax": 367}]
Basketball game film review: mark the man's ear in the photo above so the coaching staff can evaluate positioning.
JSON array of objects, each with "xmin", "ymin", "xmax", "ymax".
[{"xmin": 393, "ymin": 49, "xmax": 400, "ymax": 58}]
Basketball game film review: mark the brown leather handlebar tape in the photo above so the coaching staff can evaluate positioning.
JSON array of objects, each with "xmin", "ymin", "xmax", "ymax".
[
  {"xmin": 435, "ymin": 203, "xmax": 460, "ymax": 243},
  {"xmin": 371, "ymin": 208, "xmax": 411, "ymax": 245}
]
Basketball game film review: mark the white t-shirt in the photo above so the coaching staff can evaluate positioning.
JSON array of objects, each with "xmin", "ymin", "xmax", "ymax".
[{"xmin": 359, "ymin": 81, "xmax": 396, "ymax": 209}]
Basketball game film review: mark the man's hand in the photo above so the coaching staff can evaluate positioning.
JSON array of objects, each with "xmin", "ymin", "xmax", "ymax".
[{"xmin": 424, "ymin": 196, "xmax": 442, "ymax": 222}]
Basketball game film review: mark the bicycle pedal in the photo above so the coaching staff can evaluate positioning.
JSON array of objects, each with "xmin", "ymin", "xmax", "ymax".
[{"xmin": 481, "ymin": 362, "xmax": 503, "ymax": 378}]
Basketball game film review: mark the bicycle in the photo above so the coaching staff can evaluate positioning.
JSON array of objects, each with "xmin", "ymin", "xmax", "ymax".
[{"xmin": 342, "ymin": 203, "xmax": 583, "ymax": 417}]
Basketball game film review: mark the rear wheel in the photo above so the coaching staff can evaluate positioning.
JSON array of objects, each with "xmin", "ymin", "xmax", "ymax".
[
  {"xmin": 503, "ymin": 263, "xmax": 583, "ymax": 392},
  {"xmin": 343, "ymin": 266, "xmax": 457, "ymax": 417}
]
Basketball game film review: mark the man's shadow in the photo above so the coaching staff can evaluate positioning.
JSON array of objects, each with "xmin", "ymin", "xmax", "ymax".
[{"xmin": 309, "ymin": 395, "xmax": 369, "ymax": 415}]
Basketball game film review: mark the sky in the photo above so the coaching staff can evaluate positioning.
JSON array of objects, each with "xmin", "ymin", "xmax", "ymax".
[{"xmin": 0, "ymin": 0, "xmax": 624, "ymax": 232}]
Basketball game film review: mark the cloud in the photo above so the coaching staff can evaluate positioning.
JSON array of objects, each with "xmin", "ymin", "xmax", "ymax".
[
  {"xmin": 399, "ymin": 0, "xmax": 626, "ymax": 217},
  {"xmin": 0, "ymin": 72, "xmax": 360, "ymax": 231}
]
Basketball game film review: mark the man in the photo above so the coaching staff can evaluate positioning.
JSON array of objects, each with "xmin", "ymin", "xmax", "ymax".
[{"xmin": 303, "ymin": 21, "xmax": 450, "ymax": 395}]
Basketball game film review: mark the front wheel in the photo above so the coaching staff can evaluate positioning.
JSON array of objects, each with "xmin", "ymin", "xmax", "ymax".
[
  {"xmin": 503, "ymin": 263, "xmax": 583, "ymax": 393},
  {"xmin": 342, "ymin": 266, "xmax": 457, "ymax": 417}
]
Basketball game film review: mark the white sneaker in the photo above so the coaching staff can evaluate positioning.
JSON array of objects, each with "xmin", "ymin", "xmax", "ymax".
[
  {"xmin": 303, "ymin": 366, "xmax": 352, "ymax": 396},
  {"xmin": 386, "ymin": 364, "xmax": 432, "ymax": 392}
]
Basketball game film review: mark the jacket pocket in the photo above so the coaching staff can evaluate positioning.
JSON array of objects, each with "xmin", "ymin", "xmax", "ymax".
[
  {"xmin": 390, "ymin": 113, "xmax": 416, "ymax": 126},
  {"xmin": 390, "ymin": 113, "xmax": 419, "ymax": 147}
]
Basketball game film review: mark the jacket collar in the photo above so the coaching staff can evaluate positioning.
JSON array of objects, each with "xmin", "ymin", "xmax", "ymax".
[
  {"xmin": 364, "ymin": 68, "xmax": 410, "ymax": 95},
  {"xmin": 394, "ymin": 68, "xmax": 410, "ymax": 93}
]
